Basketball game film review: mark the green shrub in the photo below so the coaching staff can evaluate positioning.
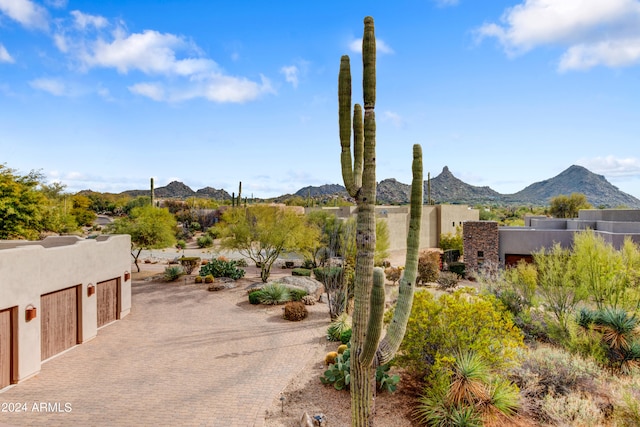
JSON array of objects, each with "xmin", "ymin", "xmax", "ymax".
[
  {"xmin": 258, "ymin": 283, "xmax": 290, "ymax": 305},
  {"xmin": 292, "ymin": 268, "xmax": 311, "ymax": 277},
  {"xmin": 302, "ymin": 259, "xmax": 315, "ymax": 269},
  {"xmin": 320, "ymin": 344, "xmax": 398, "ymax": 393},
  {"xmin": 176, "ymin": 239, "xmax": 186, "ymax": 249},
  {"xmin": 398, "ymin": 290, "xmax": 524, "ymax": 379},
  {"xmin": 235, "ymin": 258, "xmax": 248, "ymax": 267},
  {"xmin": 288, "ymin": 288, "xmax": 308, "ymax": 301},
  {"xmin": 196, "ymin": 234, "xmax": 214, "ymax": 248},
  {"xmin": 448, "ymin": 261, "xmax": 466, "ymax": 277},
  {"xmin": 164, "ymin": 266, "xmax": 184, "ymax": 282},
  {"xmin": 314, "ymin": 267, "xmax": 344, "ymax": 284},
  {"xmin": 327, "ymin": 312, "xmax": 351, "ymax": 341},
  {"xmin": 199, "ymin": 258, "xmax": 246, "ymax": 280},
  {"xmin": 179, "ymin": 256, "xmax": 201, "ymax": 274},
  {"xmin": 340, "ymin": 328, "xmax": 352, "ymax": 345},
  {"xmin": 283, "ymin": 301, "xmax": 308, "ymax": 321},
  {"xmin": 615, "ymin": 388, "xmax": 640, "ymax": 427},
  {"xmin": 417, "ymin": 250, "xmax": 440, "ymax": 284},
  {"xmin": 248, "ymin": 290, "xmax": 263, "ymax": 305},
  {"xmin": 436, "ymin": 271, "xmax": 460, "ymax": 290}
]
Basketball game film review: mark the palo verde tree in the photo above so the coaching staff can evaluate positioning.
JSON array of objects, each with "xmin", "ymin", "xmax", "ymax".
[
  {"xmin": 216, "ymin": 205, "xmax": 319, "ymax": 282},
  {"xmin": 0, "ymin": 164, "xmax": 47, "ymax": 239},
  {"xmin": 108, "ymin": 205, "xmax": 177, "ymax": 272},
  {"xmin": 339, "ymin": 16, "xmax": 423, "ymax": 426},
  {"xmin": 549, "ymin": 192, "xmax": 592, "ymax": 218}
]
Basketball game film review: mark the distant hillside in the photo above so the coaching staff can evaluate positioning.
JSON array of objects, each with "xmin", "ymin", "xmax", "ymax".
[
  {"xmin": 120, "ymin": 181, "xmax": 230, "ymax": 200},
  {"xmin": 114, "ymin": 164, "xmax": 640, "ymax": 208},
  {"xmin": 503, "ymin": 165, "xmax": 640, "ymax": 208},
  {"xmin": 293, "ymin": 165, "xmax": 640, "ymax": 208},
  {"xmin": 294, "ymin": 184, "xmax": 347, "ymax": 198},
  {"xmin": 428, "ymin": 166, "xmax": 502, "ymax": 204}
]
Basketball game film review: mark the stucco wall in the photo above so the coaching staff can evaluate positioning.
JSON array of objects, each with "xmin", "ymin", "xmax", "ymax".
[{"xmin": 0, "ymin": 235, "xmax": 131, "ymax": 384}]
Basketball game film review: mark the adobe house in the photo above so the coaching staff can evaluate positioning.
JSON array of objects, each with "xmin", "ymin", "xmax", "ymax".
[
  {"xmin": 463, "ymin": 209, "xmax": 640, "ymax": 272},
  {"xmin": 0, "ymin": 235, "xmax": 131, "ymax": 390},
  {"xmin": 308, "ymin": 204, "xmax": 479, "ymax": 252}
]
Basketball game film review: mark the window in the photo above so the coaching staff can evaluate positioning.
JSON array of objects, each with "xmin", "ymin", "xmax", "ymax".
[{"xmin": 477, "ymin": 251, "xmax": 484, "ymax": 258}]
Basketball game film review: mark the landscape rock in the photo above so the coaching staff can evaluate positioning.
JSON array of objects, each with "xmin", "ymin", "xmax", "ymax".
[{"xmin": 274, "ymin": 276, "xmax": 323, "ymax": 298}]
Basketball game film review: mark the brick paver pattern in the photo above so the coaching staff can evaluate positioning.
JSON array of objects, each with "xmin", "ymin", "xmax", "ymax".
[{"xmin": 0, "ymin": 279, "xmax": 327, "ymax": 427}]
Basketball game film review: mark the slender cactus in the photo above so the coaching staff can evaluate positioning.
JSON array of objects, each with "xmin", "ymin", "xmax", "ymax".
[
  {"xmin": 339, "ymin": 16, "xmax": 422, "ymax": 427},
  {"xmin": 150, "ymin": 177, "xmax": 155, "ymax": 207}
]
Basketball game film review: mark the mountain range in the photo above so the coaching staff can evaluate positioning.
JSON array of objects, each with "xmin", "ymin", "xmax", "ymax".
[{"xmin": 118, "ymin": 165, "xmax": 640, "ymax": 208}]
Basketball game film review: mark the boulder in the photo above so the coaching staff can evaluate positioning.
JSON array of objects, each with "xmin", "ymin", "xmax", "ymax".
[{"xmin": 276, "ymin": 276, "xmax": 323, "ymax": 298}]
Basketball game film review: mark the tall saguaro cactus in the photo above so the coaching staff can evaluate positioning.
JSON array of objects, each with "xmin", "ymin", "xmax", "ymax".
[{"xmin": 339, "ymin": 16, "xmax": 423, "ymax": 427}]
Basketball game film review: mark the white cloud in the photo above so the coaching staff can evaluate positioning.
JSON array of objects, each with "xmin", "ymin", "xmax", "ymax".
[
  {"xmin": 349, "ymin": 38, "xmax": 394, "ymax": 54},
  {"xmin": 29, "ymin": 77, "xmax": 67, "ymax": 96},
  {"xmin": 434, "ymin": 0, "xmax": 459, "ymax": 6},
  {"xmin": 81, "ymin": 30, "xmax": 217, "ymax": 76},
  {"xmin": 476, "ymin": 0, "xmax": 640, "ymax": 71},
  {"xmin": 0, "ymin": 43, "xmax": 14, "ymax": 63},
  {"xmin": 130, "ymin": 74, "xmax": 274, "ymax": 103},
  {"xmin": 71, "ymin": 10, "xmax": 108, "ymax": 30},
  {"xmin": 45, "ymin": 0, "xmax": 67, "ymax": 8},
  {"xmin": 128, "ymin": 82, "xmax": 165, "ymax": 101},
  {"xmin": 381, "ymin": 111, "xmax": 405, "ymax": 128},
  {"xmin": 280, "ymin": 65, "xmax": 299, "ymax": 88},
  {"xmin": 0, "ymin": 0, "xmax": 49, "ymax": 30},
  {"xmin": 577, "ymin": 156, "xmax": 640, "ymax": 178}
]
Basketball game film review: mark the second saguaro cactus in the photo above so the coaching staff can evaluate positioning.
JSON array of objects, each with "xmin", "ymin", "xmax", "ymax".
[{"xmin": 339, "ymin": 16, "xmax": 422, "ymax": 426}]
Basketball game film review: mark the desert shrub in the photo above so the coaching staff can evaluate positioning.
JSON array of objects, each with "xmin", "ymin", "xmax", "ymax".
[
  {"xmin": 176, "ymin": 239, "xmax": 186, "ymax": 249},
  {"xmin": 398, "ymin": 289, "xmax": 524, "ymax": 380},
  {"xmin": 314, "ymin": 266, "xmax": 344, "ymax": 283},
  {"xmin": 436, "ymin": 271, "xmax": 460, "ymax": 290},
  {"xmin": 283, "ymin": 301, "xmax": 308, "ymax": 321},
  {"xmin": 302, "ymin": 259, "xmax": 315, "ymax": 269},
  {"xmin": 509, "ymin": 345, "xmax": 607, "ymax": 424},
  {"xmin": 288, "ymin": 288, "xmax": 308, "ymax": 301},
  {"xmin": 327, "ymin": 312, "xmax": 352, "ymax": 341},
  {"xmin": 340, "ymin": 328, "xmax": 352, "ymax": 345},
  {"xmin": 248, "ymin": 290, "xmax": 263, "ymax": 305},
  {"xmin": 384, "ymin": 266, "xmax": 403, "ymax": 285},
  {"xmin": 164, "ymin": 266, "xmax": 184, "ymax": 282},
  {"xmin": 235, "ymin": 258, "xmax": 248, "ymax": 267},
  {"xmin": 179, "ymin": 256, "xmax": 201, "ymax": 274},
  {"xmin": 615, "ymin": 388, "xmax": 640, "ymax": 427},
  {"xmin": 418, "ymin": 250, "xmax": 440, "ymax": 284},
  {"xmin": 194, "ymin": 276, "xmax": 203, "ymax": 284},
  {"xmin": 503, "ymin": 260, "xmax": 538, "ymax": 307},
  {"xmin": 321, "ymin": 344, "xmax": 399, "ymax": 393},
  {"xmin": 196, "ymin": 234, "xmax": 214, "ymax": 248},
  {"xmin": 292, "ymin": 268, "xmax": 311, "ymax": 277},
  {"xmin": 415, "ymin": 351, "xmax": 519, "ymax": 427},
  {"xmin": 448, "ymin": 261, "xmax": 465, "ymax": 278},
  {"xmin": 199, "ymin": 258, "xmax": 245, "ymax": 280},
  {"xmin": 542, "ymin": 392, "xmax": 605, "ymax": 426},
  {"xmin": 258, "ymin": 283, "xmax": 290, "ymax": 305},
  {"xmin": 204, "ymin": 274, "xmax": 214, "ymax": 284}
]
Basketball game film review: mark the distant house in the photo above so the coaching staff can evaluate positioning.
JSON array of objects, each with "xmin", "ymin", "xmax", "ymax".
[
  {"xmin": 309, "ymin": 204, "xmax": 479, "ymax": 252},
  {"xmin": 0, "ymin": 235, "xmax": 131, "ymax": 390},
  {"xmin": 463, "ymin": 209, "xmax": 640, "ymax": 272}
]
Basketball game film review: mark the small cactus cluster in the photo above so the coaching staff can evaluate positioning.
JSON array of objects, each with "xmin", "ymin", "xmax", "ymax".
[
  {"xmin": 324, "ymin": 351, "xmax": 339, "ymax": 365},
  {"xmin": 302, "ymin": 295, "xmax": 316, "ymax": 305}
]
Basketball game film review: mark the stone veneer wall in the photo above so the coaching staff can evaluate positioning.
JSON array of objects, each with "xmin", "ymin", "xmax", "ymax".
[{"xmin": 463, "ymin": 221, "xmax": 499, "ymax": 273}]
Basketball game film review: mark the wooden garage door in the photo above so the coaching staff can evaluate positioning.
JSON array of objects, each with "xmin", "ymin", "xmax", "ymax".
[
  {"xmin": 97, "ymin": 279, "xmax": 119, "ymax": 328},
  {"xmin": 41, "ymin": 287, "xmax": 78, "ymax": 361},
  {"xmin": 0, "ymin": 308, "xmax": 12, "ymax": 388}
]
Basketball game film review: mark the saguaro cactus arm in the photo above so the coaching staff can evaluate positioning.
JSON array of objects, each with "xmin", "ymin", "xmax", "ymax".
[
  {"xmin": 377, "ymin": 144, "xmax": 423, "ymax": 366},
  {"xmin": 360, "ymin": 267, "xmax": 385, "ymax": 365}
]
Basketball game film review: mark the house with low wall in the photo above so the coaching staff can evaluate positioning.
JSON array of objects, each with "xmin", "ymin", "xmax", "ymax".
[
  {"xmin": 463, "ymin": 209, "xmax": 640, "ymax": 272},
  {"xmin": 309, "ymin": 204, "xmax": 479, "ymax": 252},
  {"xmin": 0, "ymin": 235, "xmax": 131, "ymax": 390}
]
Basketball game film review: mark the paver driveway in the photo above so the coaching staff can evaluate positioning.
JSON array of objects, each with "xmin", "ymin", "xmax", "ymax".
[{"xmin": 0, "ymin": 277, "xmax": 327, "ymax": 427}]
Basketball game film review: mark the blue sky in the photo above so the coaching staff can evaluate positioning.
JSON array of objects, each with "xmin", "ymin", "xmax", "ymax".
[{"xmin": 2, "ymin": 0, "xmax": 640, "ymax": 199}]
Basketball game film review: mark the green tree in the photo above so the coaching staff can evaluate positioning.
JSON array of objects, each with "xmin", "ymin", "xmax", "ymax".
[
  {"xmin": 108, "ymin": 205, "xmax": 177, "ymax": 272},
  {"xmin": 439, "ymin": 225, "xmax": 463, "ymax": 253},
  {"xmin": 549, "ymin": 193, "xmax": 592, "ymax": 218},
  {"xmin": 0, "ymin": 164, "xmax": 47, "ymax": 239},
  {"xmin": 215, "ymin": 205, "xmax": 319, "ymax": 282},
  {"xmin": 70, "ymin": 194, "xmax": 97, "ymax": 227},
  {"xmin": 533, "ymin": 243, "xmax": 585, "ymax": 332}
]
